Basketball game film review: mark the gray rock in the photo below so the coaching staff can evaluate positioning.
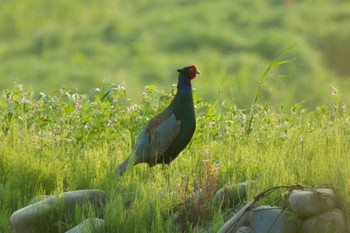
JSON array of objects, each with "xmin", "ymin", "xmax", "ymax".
[
  {"xmin": 213, "ymin": 181, "xmax": 257, "ymax": 209},
  {"xmin": 10, "ymin": 190, "xmax": 109, "ymax": 233},
  {"xmin": 288, "ymin": 188, "xmax": 337, "ymax": 216},
  {"xmin": 301, "ymin": 209, "xmax": 346, "ymax": 233},
  {"xmin": 218, "ymin": 201, "xmax": 254, "ymax": 233},
  {"xmin": 236, "ymin": 226, "xmax": 253, "ymax": 233},
  {"xmin": 65, "ymin": 218, "xmax": 105, "ymax": 233},
  {"xmin": 28, "ymin": 195, "xmax": 53, "ymax": 205},
  {"xmin": 250, "ymin": 206, "xmax": 298, "ymax": 233}
]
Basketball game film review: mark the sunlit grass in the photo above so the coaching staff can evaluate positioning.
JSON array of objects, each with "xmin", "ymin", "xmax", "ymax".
[{"xmin": 0, "ymin": 82, "xmax": 349, "ymax": 232}]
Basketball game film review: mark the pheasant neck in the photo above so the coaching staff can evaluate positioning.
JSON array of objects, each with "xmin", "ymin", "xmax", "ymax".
[{"xmin": 177, "ymin": 74, "xmax": 192, "ymax": 93}]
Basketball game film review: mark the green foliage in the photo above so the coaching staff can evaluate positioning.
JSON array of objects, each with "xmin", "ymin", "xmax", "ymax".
[
  {"xmin": 0, "ymin": 83, "xmax": 349, "ymax": 232},
  {"xmin": 1, "ymin": 1, "xmax": 350, "ymax": 231},
  {"xmin": 1, "ymin": 0, "xmax": 350, "ymax": 110}
]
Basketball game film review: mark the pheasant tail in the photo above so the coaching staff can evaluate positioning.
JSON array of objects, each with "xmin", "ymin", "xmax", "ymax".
[{"xmin": 116, "ymin": 156, "xmax": 132, "ymax": 176}]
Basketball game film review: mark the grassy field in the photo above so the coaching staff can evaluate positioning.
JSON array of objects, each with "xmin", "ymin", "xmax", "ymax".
[
  {"xmin": 1, "ymin": 0, "xmax": 350, "ymax": 110},
  {"xmin": 0, "ymin": 80, "xmax": 349, "ymax": 232},
  {"xmin": 1, "ymin": 0, "xmax": 350, "ymax": 232}
]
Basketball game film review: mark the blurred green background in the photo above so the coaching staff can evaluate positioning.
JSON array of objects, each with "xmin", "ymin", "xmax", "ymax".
[{"xmin": 1, "ymin": 0, "xmax": 350, "ymax": 110}]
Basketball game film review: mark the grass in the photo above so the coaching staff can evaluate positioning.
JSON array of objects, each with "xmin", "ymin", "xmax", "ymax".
[
  {"xmin": 0, "ymin": 80, "xmax": 349, "ymax": 232},
  {"xmin": 1, "ymin": 1, "xmax": 350, "ymax": 231},
  {"xmin": 1, "ymin": 0, "xmax": 350, "ymax": 110}
]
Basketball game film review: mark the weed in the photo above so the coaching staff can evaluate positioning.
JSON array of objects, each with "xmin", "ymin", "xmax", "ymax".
[{"xmin": 175, "ymin": 157, "xmax": 220, "ymax": 232}]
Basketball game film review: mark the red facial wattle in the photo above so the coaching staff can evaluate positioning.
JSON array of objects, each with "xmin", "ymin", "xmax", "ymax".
[{"xmin": 188, "ymin": 65, "xmax": 199, "ymax": 79}]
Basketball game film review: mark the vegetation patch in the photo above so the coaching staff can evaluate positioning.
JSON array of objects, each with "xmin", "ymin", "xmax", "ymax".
[{"xmin": 0, "ymin": 81, "xmax": 349, "ymax": 232}]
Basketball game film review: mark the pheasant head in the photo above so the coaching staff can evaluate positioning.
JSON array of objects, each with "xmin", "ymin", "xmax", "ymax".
[{"xmin": 177, "ymin": 65, "xmax": 200, "ymax": 80}]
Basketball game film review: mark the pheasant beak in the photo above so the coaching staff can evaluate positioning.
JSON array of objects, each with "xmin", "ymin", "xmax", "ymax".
[{"xmin": 196, "ymin": 70, "xmax": 201, "ymax": 74}]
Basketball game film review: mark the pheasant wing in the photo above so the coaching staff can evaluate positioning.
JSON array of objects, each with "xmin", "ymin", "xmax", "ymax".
[
  {"xmin": 117, "ymin": 110, "xmax": 181, "ymax": 175},
  {"xmin": 136, "ymin": 110, "xmax": 181, "ymax": 166}
]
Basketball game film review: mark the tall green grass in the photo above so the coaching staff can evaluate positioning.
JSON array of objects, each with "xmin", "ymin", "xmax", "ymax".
[{"xmin": 0, "ymin": 81, "xmax": 349, "ymax": 232}]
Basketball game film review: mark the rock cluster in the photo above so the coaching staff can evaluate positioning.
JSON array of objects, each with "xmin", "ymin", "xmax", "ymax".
[
  {"xmin": 10, "ymin": 190, "xmax": 108, "ymax": 233},
  {"xmin": 217, "ymin": 184, "xmax": 348, "ymax": 233},
  {"xmin": 289, "ymin": 188, "xmax": 347, "ymax": 233},
  {"xmin": 8, "ymin": 184, "xmax": 349, "ymax": 233}
]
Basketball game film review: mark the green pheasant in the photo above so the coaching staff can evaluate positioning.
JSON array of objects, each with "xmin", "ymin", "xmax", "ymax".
[{"xmin": 117, "ymin": 65, "xmax": 200, "ymax": 175}]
